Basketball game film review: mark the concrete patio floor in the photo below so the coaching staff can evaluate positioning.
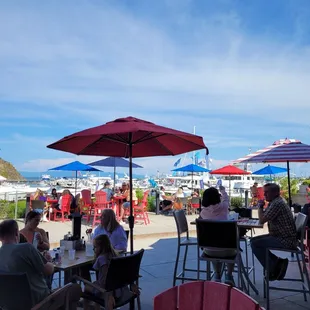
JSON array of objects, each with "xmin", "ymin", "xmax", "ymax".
[{"xmin": 12, "ymin": 213, "xmax": 310, "ymax": 309}]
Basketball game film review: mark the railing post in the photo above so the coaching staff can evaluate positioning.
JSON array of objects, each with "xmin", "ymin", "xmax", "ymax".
[{"xmin": 15, "ymin": 190, "xmax": 18, "ymax": 219}]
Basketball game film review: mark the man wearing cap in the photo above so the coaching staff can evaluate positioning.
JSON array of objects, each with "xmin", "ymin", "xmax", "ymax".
[{"xmin": 101, "ymin": 180, "xmax": 113, "ymax": 201}]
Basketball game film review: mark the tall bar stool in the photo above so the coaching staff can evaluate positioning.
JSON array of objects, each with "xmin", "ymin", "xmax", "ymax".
[
  {"xmin": 264, "ymin": 213, "xmax": 310, "ymax": 310},
  {"xmin": 173, "ymin": 210, "xmax": 200, "ymax": 286}
]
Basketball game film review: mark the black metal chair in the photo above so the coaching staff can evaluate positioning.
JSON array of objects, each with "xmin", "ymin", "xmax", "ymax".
[
  {"xmin": 173, "ymin": 210, "xmax": 200, "ymax": 286},
  {"xmin": 237, "ymin": 209, "xmax": 256, "ymax": 289},
  {"xmin": 264, "ymin": 213, "xmax": 310, "ymax": 310},
  {"xmin": 0, "ymin": 272, "xmax": 32, "ymax": 310},
  {"xmin": 196, "ymin": 219, "xmax": 243, "ymax": 288},
  {"xmin": 0, "ymin": 272, "xmax": 81, "ymax": 310},
  {"xmin": 80, "ymin": 249, "xmax": 144, "ymax": 310}
]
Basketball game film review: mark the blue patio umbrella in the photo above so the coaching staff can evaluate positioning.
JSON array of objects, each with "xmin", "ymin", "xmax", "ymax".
[
  {"xmin": 88, "ymin": 157, "xmax": 142, "ymax": 187},
  {"xmin": 49, "ymin": 161, "xmax": 102, "ymax": 194},
  {"xmin": 172, "ymin": 164, "xmax": 210, "ymax": 189},
  {"xmin": 252, "ymin": 165, "xmax": 287, "ymax": 181}
]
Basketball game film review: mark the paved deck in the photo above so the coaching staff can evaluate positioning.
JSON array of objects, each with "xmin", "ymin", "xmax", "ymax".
[{"xmin": 7, "ymin": 212, "xmax": 310, "ymax": 309}]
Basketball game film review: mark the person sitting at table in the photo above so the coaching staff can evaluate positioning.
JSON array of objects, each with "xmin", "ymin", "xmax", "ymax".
[
  {"xmin": 250, "ymin": 183, "xmax": 296, "ymax": 281},
  {"xmin": 101, "ymin": 181, "xmax": 113, "ymax": 201},
  {"xmin": 192, "ymin": 189, "xmax": 200, "ymax": 197},
  {"xmin": 20, "ymin": 211, "xmax": 50, "ymax": 252},
  {"xmin": 173, "ymin": 187, "xmax": 184, "ymax": 199},
  {"xmin": 200, "ymin": 186, "xmax": 235, "ymax": 285},
  {"xmin": 119, "ymin": 183, "xmax": 137, "ymax": 224},
  {"xmin": 80, "ymin": 209, "xmax": 128, "ymax": 282},
  {"xmin": 33, "ymin": 188, "xmax": 49, "ymax": 221},
  {"xmin": 0, "ymin": 219, "xmax": 54, "ymax": 306},
  {"xmin": 94, "ymin": 209, "xmax": 128, "ymax": 251},
  {"xmin": 51, "ymin": 188, "xmax": 58, "ymax": 200},
  {"xmin": 77, "ymin": 234, "xmax": 137, "ymax": 310},
  {"xmin": 159, "ymin": 186, "xmax": 173, "ymax": 213},
  {"xmin": 250, "ymin": 182, "xmax": 259, "ymax": 206}
]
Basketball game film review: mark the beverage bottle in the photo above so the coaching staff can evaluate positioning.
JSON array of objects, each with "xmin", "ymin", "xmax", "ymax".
[{"xmin": 67, "ymin": 231, "xmax": 72, "ymax": 241}]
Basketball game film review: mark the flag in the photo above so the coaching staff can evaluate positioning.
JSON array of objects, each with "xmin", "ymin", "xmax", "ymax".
[
  {"xmin": 195, "ymin": 153, "xmax": 199, "ymax": 165},
  {"xmin": 174, "ymin": 158, "xmax": 181, "ymax": 167}
]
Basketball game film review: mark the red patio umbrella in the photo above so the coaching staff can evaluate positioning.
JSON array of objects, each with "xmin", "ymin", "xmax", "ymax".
[
  {"xmin": 47, "ymin": 116, "xmax": 208, "ymax": 253},
  {"xmin": 234, "ymin": 138, "xmax": 310, "ymax": 206},
  {"xmin": 210, "ymin": 165, "xmax": 250, "ymax": 198}
]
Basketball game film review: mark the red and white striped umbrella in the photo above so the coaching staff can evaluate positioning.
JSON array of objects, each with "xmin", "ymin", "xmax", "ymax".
[
  {"xmin": 234, "ymin": 138, "xmax": 310, "ymax": 163},
  {"xmin": 233, "ymin": 138, "xmax": 310, "ymax": 206}
]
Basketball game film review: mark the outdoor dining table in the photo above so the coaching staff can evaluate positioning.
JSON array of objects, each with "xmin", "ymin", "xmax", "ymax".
[
  {"xmin": 190, "ymin": 218, "xmax": 264, "ymax": 295},
  {"xmin": 112, "ymin": 195, "xmax": 126, "ymax": 220},
  {"xmin": 53, "ymin": 250, "xmax": 94, "ymax": 285}
]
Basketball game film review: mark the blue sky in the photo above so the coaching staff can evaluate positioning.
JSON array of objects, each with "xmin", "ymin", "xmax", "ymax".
[{"xmin": 1, "ymin": 0, "xmax": 310, "ymax": 176}]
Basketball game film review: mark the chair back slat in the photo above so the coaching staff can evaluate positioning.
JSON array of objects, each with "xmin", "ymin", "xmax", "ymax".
[
  {"xmin": 179, "ymin": 281, "xmax": 204, "ymax": 310},
  {"xmin": 81, "ymin": 189, "xmax": 92, "ymax": 205},
  {"xmin": 105, "ymin": 249, "xmax": 144, "ymax": 292},
  {"xmin": 154, "ymin": 286, "xmax": 178, "ymax": 310},
  {"xmin": 173, "ymin": 210, "xmax": 189, "ymax": 236},
  {"xmin": 61, "ymin": 194, "xmax": 72, "ymax": 213},
  {"xmin": 229, "ymin": 287, "xmax": 260, "ymax": 310},
  {"xmin": 0, "ymin": 272, "xmax": 33, "ymax": 310},
  {"xmin": 95, "ymin": 191, "xmax": 108, "ymax": 205},
  {"xmin": 202, "ymin": 281, "xmax": 230, "ymax": 310}
]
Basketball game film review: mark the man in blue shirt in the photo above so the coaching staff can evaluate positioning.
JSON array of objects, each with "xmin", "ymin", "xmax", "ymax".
[{"xmin": 101, "ymin": 181, "xmax": 113, "ymax": 201}]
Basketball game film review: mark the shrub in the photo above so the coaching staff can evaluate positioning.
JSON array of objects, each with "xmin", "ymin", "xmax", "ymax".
[
  {"xmin": 302, "ymin": 179, "xmax": 310, "ymax": 186},
  {"xmin": 279, "ymin": 178, "xmax": 299, "ymax": 200},
  {"xmin": 230, "ymin": 197, "xmax": 243, "ymax": 209},
  {"xmin": 147, "ymin": 196, "xmax": 156, "ymax": 212},
  {"xmin": 0, "ymin": 200, "xmax": 26, "ymax": 219},
  {"xmin": 135, "ymin": 189, "xmax": 144, "ymax": 202}
]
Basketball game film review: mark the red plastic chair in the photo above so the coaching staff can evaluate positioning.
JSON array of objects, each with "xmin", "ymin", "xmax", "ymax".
[
  {"xmin": 203, "ymin": 282, "xmax": 230, "ymax": 310},
  {"xmin": 229, "ymin": 287, "xmax": 260, "ymax": 310},
  {"xmin": 92, "ymin": 191, "xmax": 112, "ymax": 227},
  {"xmin": 51, "ymin": 194, "xmax": 71, "ymax": 223},
  {"xmin": 133, "ymin": 191, "xmax": 150, "ymax": 225},
  {"xmin": 81, "ymin": 189, "xmax": 93, "ymax": 223},
  {"xmin": 179, "ymin": 281, "xmax": 204, "ymax": 310},
  {"xmin": 153, "ymin": 286, "xmax": 178, "ymax": 310}
]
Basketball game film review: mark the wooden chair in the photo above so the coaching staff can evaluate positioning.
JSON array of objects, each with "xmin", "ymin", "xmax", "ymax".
[
  {"xmin": 154, "ymin": 286, "xmax": 178, "ymax": 310},
  {"xmin": 80, "ymin": 189, "xmax": 93, "ymax": 223},
  {"xmin": 133, "ymin": 191, "xmax": 150, "ymax": 225},
  {"xmin": 154, "ymin": 281, "xmax": 263, "ymax": 310},
  {"xmin": 50, "ymin": 194, "xmax": 71, "ymax": 223},
  {"xmin": 92, "ymin": 191, "xmax": 112, "ymax": 227},
  {"xmin": 203, "ymin": 282, "xmax": 231, "ymax": 310},
  {"xmin": 229, "ymin": 287, "xmax": 260, "ymax": 310}
]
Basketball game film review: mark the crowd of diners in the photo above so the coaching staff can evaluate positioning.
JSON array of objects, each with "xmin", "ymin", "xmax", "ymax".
[{"xmin": 0, "ymin": 181, "xmax": 303, "ymax": 308}]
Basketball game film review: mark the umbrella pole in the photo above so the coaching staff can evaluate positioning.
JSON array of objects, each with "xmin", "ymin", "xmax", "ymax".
[
  {"xmin": 113, "ymin": 164, "xmax": 116, "ymax": 190},
  {"xmin": 229, "ymin": 175, "xmax": 231, "ymax": 201},
  {"xmin": 287, "ymin": 161, "xmax": 292, "ymax": 208},
  {"xmin": 75, "ymin": 171, "xmax": 77, "ymax": 196},
  {"xmin": 128, "ymin": 138, "xmax": 134, "ymax": 254}
]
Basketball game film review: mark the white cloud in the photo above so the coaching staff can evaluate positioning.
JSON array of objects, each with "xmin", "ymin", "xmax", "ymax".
[{"xmin": 1, "ymin": 2, "xmax": 310, "ymax": 175}]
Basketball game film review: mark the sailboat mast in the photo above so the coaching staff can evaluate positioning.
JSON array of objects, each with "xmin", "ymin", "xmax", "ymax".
[{"xmin": 192, "ymin": 126, "xmax": 196, "ymax": 164}]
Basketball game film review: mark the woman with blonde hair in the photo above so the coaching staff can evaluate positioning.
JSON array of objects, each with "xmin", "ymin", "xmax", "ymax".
[
  {"xmin": 32, "ymin": 189, "xmax": 48, "ymax": 222},
  {"xmin": 94, "ymin": 209, "xmax": 127, "ymax": 251}
]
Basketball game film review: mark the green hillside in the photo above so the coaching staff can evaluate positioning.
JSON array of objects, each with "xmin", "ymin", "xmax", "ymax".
[{"xmin": 0, "ymin": 158, "xmax": 24, "ymax": 181}]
